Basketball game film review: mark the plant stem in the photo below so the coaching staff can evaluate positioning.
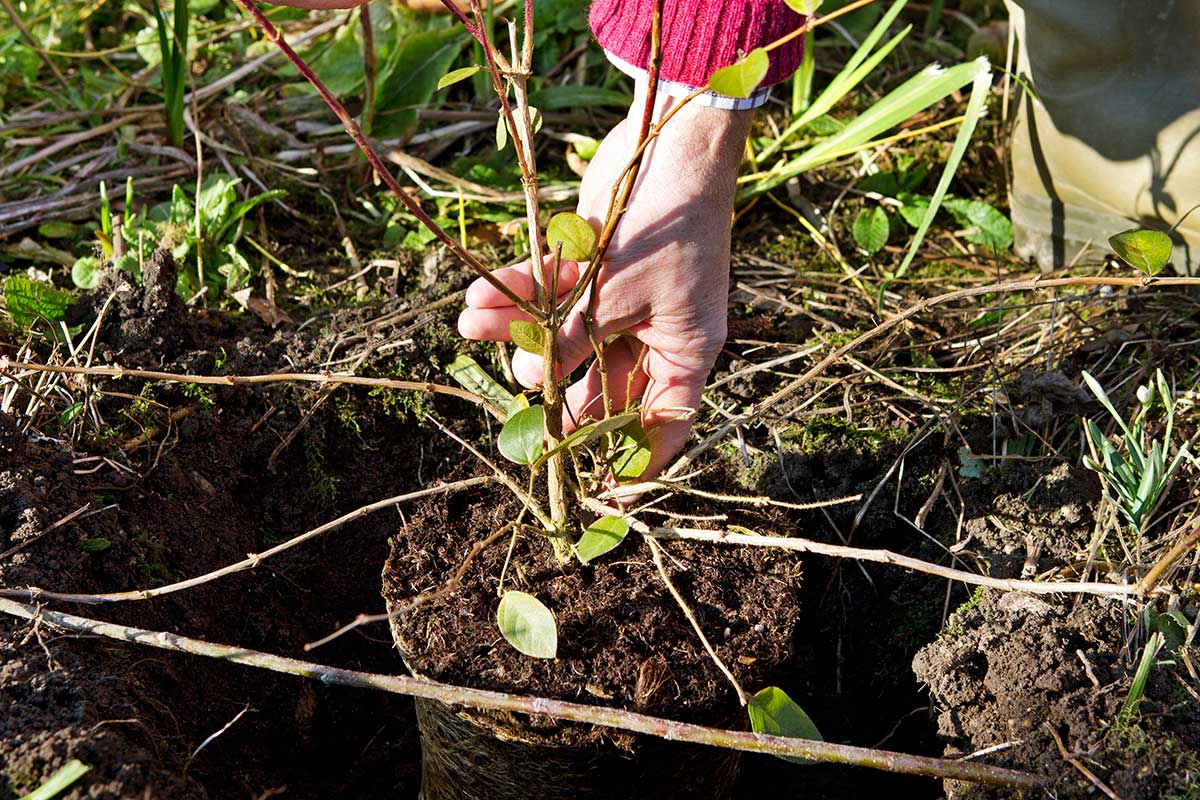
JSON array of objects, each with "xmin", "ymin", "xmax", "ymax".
[
  {"xmin": 0, "ymin": 596, "xmax": 1048, "ymax": 789},
  {"xmin": 0, "ymin": 358, "xmax": 502, "ymax": 417},
  {"xmin": 0, "ymin": 478, "xmax": 493, "ymax": 605}
]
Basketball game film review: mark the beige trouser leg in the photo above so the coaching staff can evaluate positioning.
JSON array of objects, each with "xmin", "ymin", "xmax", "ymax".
[{"xmin": 1006, "ymin": 0, "xmax": 1200, "ymax": 273}]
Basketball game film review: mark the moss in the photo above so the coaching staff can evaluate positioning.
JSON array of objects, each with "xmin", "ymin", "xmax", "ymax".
[
  {"xmin": 944, "ymin": 586, "xmax": 990, "ymax": 638},
  {"xmin": 132, "ymin": 533, "xmax": 172, "ymax": 587},
  {"xmin": 303, "ymin": 427, "xmax": 339, "ymax": 509},
  {"xmin": 780, "ymin": 414, "xmax": 907, "ymax": 455}
]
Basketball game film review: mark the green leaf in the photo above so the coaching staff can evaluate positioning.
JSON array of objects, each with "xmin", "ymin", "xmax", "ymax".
[
  {"xmin": 942, "ymin": 198, "xmax": 1013, "ymax": 250},
  {"xmin": 527, "ymin": 85, "xmax": 631, "ymax": 110},
  {"xmin": 497, "ymin": 590, "xmax": 557, "ymax": 659},
  {"xmin": 495, "ymin": 112, "xmax": 508, "ymax": 150},
  {"xmin": 783, "ymin": 0, "xmax": 823, "ymax": 13},
  {"xmin": 958, "ymin": 446, "xmax": 988, "ymax": 479},
  {"xmin": 445, "ymin": 354, "xmax": 515, "ymax": 420},
  {"xmin": 509, "ymin": 320, "xmax": 545, "ymax": 355},
  {"xmin": 373, "ymin": 29, "xmax": 465, "ymax": 138},
  {"xmin": 708, "ymin": 48, "xmax": 770, "ymax": 98},
  {"xmin": 610, "ymin": 420, "xmax": 652, "ymax": 482},
  {"xmin": 3, "ymin": 277, "xmax": 73, "ymax": 330},
  {"xmin": 545, "ymin": 212, "xmax": 597, "ymax": 262},
  {"xmin": 851, "ymin": 206, "xmax": 889, "ymax": 253},
  {"xmin": 747, "ymin": 686, "xmax": 823, "ymax": 764},
  {"xmin": 17, "ymin": 759, "xmax": 91, "ymax": 800},
  {"xmin": 81, "ymin": 537, "xmax": 111, "ymax": 553},
  {"xmin": 498, "ymin": 405, "xmax": 545, "ymax": 465},
  {"xmin": 895, "ymin": 192, "xmax": 931, "ymax": 229},
  {"xmin": 71, "ymin": 257, "xmax": 104, "ymax": 290},
  {"xmin": 575, "ymin": 515, "xmax": 629, "ymax": 565},
  {"xmin": 38, "ymin": 221, "xmax": 78, "ymax": 239},
  {"xmin": 60, "ymin": 401, "xmax": 84, "ymax": 427},
  {"xmin": 1109, "ymin": 228, "xmax": 1173, "ymax": 276},
  {"xmin": 532, "ymin": 412, "xmax": 640, "ymax": 469},
  {"xmin": 437, "ymin": 64, "xmax": 483, "ymax": 91}
]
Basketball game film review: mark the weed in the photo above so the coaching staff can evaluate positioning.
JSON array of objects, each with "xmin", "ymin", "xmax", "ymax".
[{"xmin": 1081, "ymin": 369, "xmax": 1192, "ymax": 539}]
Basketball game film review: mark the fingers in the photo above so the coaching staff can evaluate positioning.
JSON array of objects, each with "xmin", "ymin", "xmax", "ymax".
[
  {"xmin": 464, "ymin": 258, "xmax": 581, "ymax": 309},
  {"xmin": 634, "ymin": 346, "xmax": 720, "ymax": 480},
  {"xmin": 562, "ymin": 337, "xmax": 650, "ymax": 432}
]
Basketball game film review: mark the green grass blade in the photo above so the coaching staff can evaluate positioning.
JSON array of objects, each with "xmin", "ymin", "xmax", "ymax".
[
  {"xmin": 1121, "ymin": 632, "xmax": 1164, "ymax": 721},
  {"xmin": 746, "ymin": 59, "xmax": 988, "ymax": 200},
  {"xmin": 1081, "ymin": 372, "xmax": 1132, "ymax": 438},
  {"xmin": 893, "ymin": 58, "xmax": 991, "ymax": 278},
  {"xmin": 18, "ymin": 760, "xmax": 90, "ymax": 800},
  {"xmin": 758, "ymin": 1, "xmax": 911, "ymax": 162}
]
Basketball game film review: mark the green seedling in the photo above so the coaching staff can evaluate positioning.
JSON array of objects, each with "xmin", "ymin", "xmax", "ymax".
[
  {"xmin": 1081, "ymin": 369, "xmax": 1191, "ymax": 539},
  {"xmin": 16, "ymin": 759, "xmax": 90, "ymax": 800},
  {"xmin": 72, "ymin": 174, "xmax": 285, "ymax": 297}
]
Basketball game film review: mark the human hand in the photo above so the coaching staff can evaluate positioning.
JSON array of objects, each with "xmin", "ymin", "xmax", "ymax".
[{"xmin": 458, "ymin": 90, "xmax": 752, "ymax": 480}]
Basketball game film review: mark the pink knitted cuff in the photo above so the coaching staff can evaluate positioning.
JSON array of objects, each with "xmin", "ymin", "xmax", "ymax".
[{"xmin": 589, "ymin": 0, "xmax": 805, "ymax": 90}]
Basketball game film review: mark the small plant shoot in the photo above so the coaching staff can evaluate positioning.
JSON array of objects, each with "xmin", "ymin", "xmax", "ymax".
[{"xmin": 497, "ymin": 590, "xmax": 558, "ymax": 659}]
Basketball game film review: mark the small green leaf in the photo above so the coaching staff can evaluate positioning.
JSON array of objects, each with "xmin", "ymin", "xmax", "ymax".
[
  {"xmin": 497, "ymin": 590, "xmax": 557, "ymax": 659},
  {"xmin": 610, "ymin": 420, "xmax": 652, "ymax": 482},
  {"xmin": 851, "ymin": 206, "xmax": 889, "ymax": 253},
  {"xmin": 575, "ymin": 516, "xmax": 629, "ymax": 565},
  {"xmin": 958, "ymin": 446, "xmax": 988, "ymax": 479},
  {"xmin": 747, "ymin": 686, "xmax": 823, "ymax": 765},
  {"xmin": 782, "ymin": 0, "xmax": 822, "ymax": 13},
  {"xmin": 71, "ymin": 257, "xmax": 103, "ymax": 290},
  {"xmin": 60, "ymin": 402, "xmax": 84, "ymax": 426},
  {"xmin": 573, "ymin": 136, "xmax": 600, "ymax": 161},
  {"xmin": 546, "ymin": 212, "xmax": 597, "ymax": 262},
  {"xmin": 896, "ymin": 192, "xmax": 931, "ymax": 229},
  {"xmin": 1109, "ymin": 228, "xmax": 1173, "ymax": 276},
  {"xmin": 495, "ymin": 112, "xmax": 508, "ymax": 150},
  {"xmin": 708, "ymin": 48, "xmax": 770, "ymax": 98},
  {"xmin": 81, "ymin": 537, "xmax": 111, "ymax": 553},
  {"xmin": 38, "ymin": 221, "xmax": 78, "ymax": 239},
  {"xmin": 437, "ymin": 64, "xmax": 483, "ymax": 91},
  {"xmin": 943, "ymin": 198, "xmax": 1013, "ymax": 250},
  {"xmin": 498, "ymin": 405, "xmax": 545, "ymax": 465},
  {"xmin": 509, "ymin": 320, "xmax": 546, "ymax": 355}
]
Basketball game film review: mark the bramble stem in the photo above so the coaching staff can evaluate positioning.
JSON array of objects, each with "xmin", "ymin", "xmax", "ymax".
[{"xmin": 0, "ymin": 596, "xmax": 1047, "ymax": 790}]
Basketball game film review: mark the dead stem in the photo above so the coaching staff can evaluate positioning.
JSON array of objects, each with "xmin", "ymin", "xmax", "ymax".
[
  {"xmin": 305, "ymin": 522, "xmax": 515, "ymax": 652},
  {"xmin": 0, "ymin": 359, "xmax": 503, "ymax": 418},
  {"xmin": 670, "ymin": 275, "xmax": 1200, "ymax": 476},
  {"xmin": 427, "ymin": 417, "xmax": 554, "ymax": 531},
  {"xmin": 646, "ymin": 536, "xmax": 748, "ymax": 705},
  {"xmin": 0, "ymin": 596, "xmax": 1047, "ymax": 789},
  {"xmin": 579, "ymin": 499, "xmax": 1144, "ymax": 599},
  {"xmin": 0, "ymin": 477, "xmax": 493, "ymax": 605}
]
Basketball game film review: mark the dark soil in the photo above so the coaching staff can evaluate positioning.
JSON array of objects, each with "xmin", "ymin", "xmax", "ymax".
[
  {"xmin": 1, "ymin": 254, "xmax": 1197, "ymax": 800},
  {"xmin": 915, "ymin": 591, "xmax": 1200, "ymax": 799}
]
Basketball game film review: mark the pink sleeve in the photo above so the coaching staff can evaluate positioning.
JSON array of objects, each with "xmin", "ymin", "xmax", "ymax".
[{"xmin": 589, "ymin": 0, "xmax": 806, "ymax": 89}]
